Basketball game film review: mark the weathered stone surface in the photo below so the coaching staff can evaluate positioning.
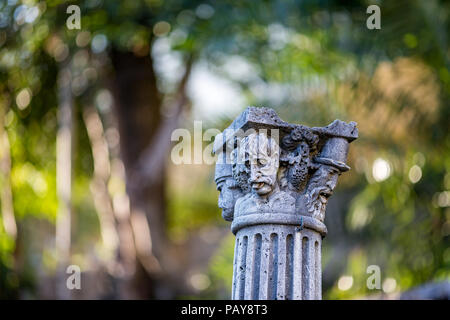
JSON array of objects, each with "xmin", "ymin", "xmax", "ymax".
[
  {"xmin": 232, "ymin": 225, "xmax": 322, "ymax": 300},
  {"xmin": 213, "ymin": 106, "xmax": 358, "ymax": 300}
]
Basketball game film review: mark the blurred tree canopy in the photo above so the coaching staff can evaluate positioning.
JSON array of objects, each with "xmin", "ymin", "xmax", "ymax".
[{"xmin": 0, "ymin": 0, "xmax": 448, "ymax": 299}]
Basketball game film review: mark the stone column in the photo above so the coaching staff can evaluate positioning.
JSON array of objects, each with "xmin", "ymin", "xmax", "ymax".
[
  {"xmin": 232, "ymin": 224, "xmax": 324, "ymax": 300},
  {"xmin": 213, "ymin": 107, "xmax": 358, "ymax": 300}
]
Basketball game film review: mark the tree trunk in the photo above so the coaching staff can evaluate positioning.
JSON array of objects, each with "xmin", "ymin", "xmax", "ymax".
[
  {"xmin": 110, "ymin": 48, "xmax": 168, "ymax": 298},
  {"xmin": 0, "ymin": 102, "xmax": 16, "ymax": 240},
  {"xmin": 109, "ymin": 44, "xmax": 202, "ymax": 298},
  {"xmin": 56, "ymin": 64, "xmax": 73, "ymax": 299}
]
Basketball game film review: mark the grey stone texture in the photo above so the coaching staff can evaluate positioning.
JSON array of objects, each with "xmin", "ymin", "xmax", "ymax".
[{"xmin": 214, "ymin": 107, "xmax": 358, "ymax": 300}]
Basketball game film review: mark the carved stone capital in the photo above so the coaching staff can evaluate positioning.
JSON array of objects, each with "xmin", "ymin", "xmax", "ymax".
[{"xmin": 214, "ymin": 107, "xmax": 358, "ymax": 232}]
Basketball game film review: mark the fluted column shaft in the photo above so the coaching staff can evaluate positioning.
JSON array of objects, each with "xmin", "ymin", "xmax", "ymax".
[{"xmin": 231, "ymin": 224, "xmax": 322, "ymax": 300}]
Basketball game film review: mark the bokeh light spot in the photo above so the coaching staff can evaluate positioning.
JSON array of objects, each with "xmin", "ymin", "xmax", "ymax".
[
  {"xmin": 437, "ymin": 191, "xmax": 450, "ymax": 208},
  {"xmin": 91, "ymin": 34, "xmax": 108, "ymax": 53},
  {"xmin": 76, "ymin": 31, "xmax": 91, "ymax": 47},
  {"xmin": 16, "ymin": 88, "xmax": 32, "ymax": 110},
  {"xmin": 153, "ymin": 21, "xmax": 171, "ymax": 37},
  {"xmin": 337, "ymin": 275, "xmax": 353, "ymax": 291},
  {"xmin": 382, "ymin": 278, "xmax": 397, "ymax": 293},
  {"xmin": 195, "ymin": 4, "xmax": 214, "ymax": 19},
  {"xmin": 408, "ymin": 165, "xmax": 422, "ymax": 183},
  {"xmin": 189, "ymin": 273, "xmax": 211, "ymax": 291},
  {"xmin": 372, "ymin": 158, "xmax": 391, "ymax": 182}
]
